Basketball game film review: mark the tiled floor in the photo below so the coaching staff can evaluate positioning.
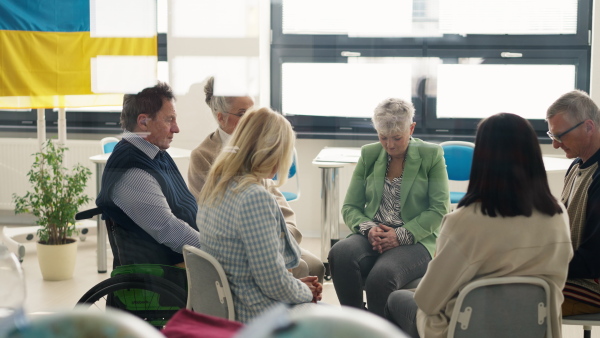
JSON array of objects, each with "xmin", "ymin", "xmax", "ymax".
[{"xmin": 6, "ymin": 228, "xmax": 597, "ymax": 337}]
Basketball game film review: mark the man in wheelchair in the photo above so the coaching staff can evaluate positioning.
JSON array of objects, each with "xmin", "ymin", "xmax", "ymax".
[
  {"xmin": 77, "ymin": 84, "xmax": 199, "ymax": 327},
  {"xmin": 96, "ymin": 82, "xmax": 201, "ymax": 270}
]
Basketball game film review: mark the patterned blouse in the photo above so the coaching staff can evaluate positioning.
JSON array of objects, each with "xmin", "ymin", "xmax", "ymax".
[{"xmin": 359, "ymin": 155, "xmax": 414, "ymax": 245}]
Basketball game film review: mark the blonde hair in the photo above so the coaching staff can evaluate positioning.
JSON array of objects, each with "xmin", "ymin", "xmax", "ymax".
[{"xmin": 199, "ymin": 107, "xmax": 295, "ymax": 205}]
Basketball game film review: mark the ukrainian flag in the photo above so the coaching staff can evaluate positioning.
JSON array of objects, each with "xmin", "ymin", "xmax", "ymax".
[{"xmin": 0, "ymin": 0, "xmax": 157, "ymax": 109}]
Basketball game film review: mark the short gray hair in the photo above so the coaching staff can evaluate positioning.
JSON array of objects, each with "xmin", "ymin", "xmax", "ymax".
[
  {"xmin": 546, "ymin": 90, "xmax": 600, "ymax": 126},
  {"xmin": 372, "ymin": 98, "xmax": 415, "ymax": 135},
  {"xmin": 204, "ymin": 77, "xmax": 235, "ymax": 121}
]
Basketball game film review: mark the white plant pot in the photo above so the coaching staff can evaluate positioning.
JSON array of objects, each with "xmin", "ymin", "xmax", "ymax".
[{"xmin": 36, "ymin": 239, "xmax": 77, "ymax": 281}]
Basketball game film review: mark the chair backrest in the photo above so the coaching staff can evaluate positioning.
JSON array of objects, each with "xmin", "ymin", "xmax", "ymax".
[
  {"xmin": 440, "ymin": 141, "xmax": 474, "ymax": 181},
  {"xmin": 448, "ymin": 276, "xmax": 551, "ymax": 338},
  {"xmin": 275, "ymin": 148, "xmax": 300, "ymax": 202},
  {"xmin": 101, "ymin": 137, "xmax": 120, "ymax": 154},
  {"xmin": 182, "ymin": 245, "xmax": 235, "ymax": 320}
]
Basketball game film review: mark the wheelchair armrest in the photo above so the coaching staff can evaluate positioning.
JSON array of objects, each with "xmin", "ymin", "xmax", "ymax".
[{"xmin": 76, "ymin": 208, "xmax": 102, "ymax": 220}]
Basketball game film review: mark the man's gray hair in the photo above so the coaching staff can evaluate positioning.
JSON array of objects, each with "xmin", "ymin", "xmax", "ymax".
[
  {"xmin": 547, "ymin": 90, "xmax": 600, "ymax": 126},
  {"xmin": 372, "ymin": 98, "xmax": 415, "ymax": 135}
]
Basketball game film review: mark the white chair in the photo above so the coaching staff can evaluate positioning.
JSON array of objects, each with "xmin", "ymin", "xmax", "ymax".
[
  {"xmin": 100, "ymin": 136, "xmax": 119, "ymax": 154},
  {"xmin": 182, "ymin": 245, "xmax": 235, "ymax": 320},
  {"xmin": 439, "ymin": 141, "xmax": 474, "ymax": 208},
  {"xmin": 448, "ymin": 276, "xmax": 552, "ymax": 338},
  {"xmin": 276, "ymin": 148, "xmax": 300, "ymax": 202},
  {"xmin": 563, "ymin": 313, "xmax": 600, "ymax": 338}
]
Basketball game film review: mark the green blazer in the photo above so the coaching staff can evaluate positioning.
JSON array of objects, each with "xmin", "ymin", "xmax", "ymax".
[{"xmin": 342, "ymin": 138, "xmax": 450, "ymax": 257}]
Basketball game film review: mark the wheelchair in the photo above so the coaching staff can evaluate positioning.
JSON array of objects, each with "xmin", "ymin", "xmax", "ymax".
[{"xmin": 74, "ymin": 208, "xmax": 188, "ymax": 329}]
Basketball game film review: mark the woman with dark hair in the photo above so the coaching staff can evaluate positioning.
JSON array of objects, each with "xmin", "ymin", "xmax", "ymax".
[{"xmin": 384, "ymin": 113, "xmax": 573, "ymax": 338}]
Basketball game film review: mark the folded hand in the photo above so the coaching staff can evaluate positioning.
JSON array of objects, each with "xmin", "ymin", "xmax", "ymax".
[
  {"xmin": 299, "ymin": 276, "xmax": 323, "ymax": 303},
  {"xmin": 370, "ymin": 224, "xmax": 400, "ymax": 253}
]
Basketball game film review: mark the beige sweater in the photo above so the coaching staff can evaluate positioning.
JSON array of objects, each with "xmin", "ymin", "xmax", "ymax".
[
  {"xmin": 414, "ymin": 203, "xmax": 573, "ymax": 338},
  {"xmin": 188, "ymin": 129, "xmax": 302, "ymax": 243}
]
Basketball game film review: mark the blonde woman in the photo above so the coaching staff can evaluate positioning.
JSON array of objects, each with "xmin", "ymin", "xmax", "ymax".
[
  {"xmin": 189, "ymin": 77, "xmax": 324, "ymax": 282},
  {"xmin": 197, "ymin": 108, "xmax": 322, "ymax": 323}
]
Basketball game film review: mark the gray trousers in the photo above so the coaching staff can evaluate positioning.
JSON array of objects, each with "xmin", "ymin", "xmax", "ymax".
[
  {"xmin": 327, "ymin": 234, "xmax": 430, "ymax": 317},
  {"xmin": 385, "ymin": 290, "xmax": 420, "ymax": 338},
  {"xmin": 291, "ymin": 248, "xmax": 326, "ymax": 284}
]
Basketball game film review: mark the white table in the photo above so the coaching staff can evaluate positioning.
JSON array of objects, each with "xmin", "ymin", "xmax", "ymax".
[
  {"xmin": 90, "ymin": 147, "xmax": 192, "ymax": 273},
  {"xmin": 312, "ymin": 147, "xmax": 573, "ymax": 263},
  {"xmin": 312, "ymin": 148, "xmax": 361, "ymax": 262}
]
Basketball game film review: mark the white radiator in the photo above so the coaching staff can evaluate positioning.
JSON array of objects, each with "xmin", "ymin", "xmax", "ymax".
[{"xmin": 0, "ymin": 139, "xmax": 100, "ymax": 211}]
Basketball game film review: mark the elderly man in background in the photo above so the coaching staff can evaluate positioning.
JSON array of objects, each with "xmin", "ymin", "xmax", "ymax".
[
  {"xmin": 546, "ymin": 90, "xmax": 600, "ymax": 316},
  {"xmin": 188, "ymin": 77, "xmax": 325, "ymax": 283},
  {"xmin": 97, "ymin": 82, "xmax": 200, "ymax": 269}
]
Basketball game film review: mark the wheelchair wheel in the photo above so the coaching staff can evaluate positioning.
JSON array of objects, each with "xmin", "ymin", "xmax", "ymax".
[{"xmin": 76, "ymin": 273, "xmax": 187, "ymax": 328}]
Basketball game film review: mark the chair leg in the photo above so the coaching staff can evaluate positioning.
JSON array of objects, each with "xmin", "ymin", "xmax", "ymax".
[{"xmin": 583, "ymin": 325, "xmax": 591, "ymax": 338}]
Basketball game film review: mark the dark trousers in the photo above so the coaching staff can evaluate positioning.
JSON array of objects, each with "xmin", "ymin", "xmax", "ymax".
[
  {"xmin": 107, "ymin": 218, "xmax": 183, "ymax": 268},
  {"xmin": 327, "ymin": 234, "xmax": 430, "ymax": 317},
  {"xmin": 385, "ymin": 290, "xmax": 420, "ymax": 338}
]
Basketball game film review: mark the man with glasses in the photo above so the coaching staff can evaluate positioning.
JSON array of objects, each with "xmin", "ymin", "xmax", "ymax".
[{"xmin": 547, "ymin": 90, "xmax": 600, "ymax": 316}]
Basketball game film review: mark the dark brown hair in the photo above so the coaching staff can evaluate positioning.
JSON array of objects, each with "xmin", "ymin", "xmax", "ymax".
[
  {"xmin": 120, "ymin": 82, "xmax": 175, "ymax": 131},
  {"xmin": 458, "ymin": 113, "xmax": 562, "ymax": 217}
]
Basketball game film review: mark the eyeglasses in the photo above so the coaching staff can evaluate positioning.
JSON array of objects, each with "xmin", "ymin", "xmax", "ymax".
[
  {"xmin": 546, "ymin": 120, "xmax": 585, "ymax": 143},
  {"xmin": 223, "ymin": 111, "xmax": 245, "ymax": 118}
]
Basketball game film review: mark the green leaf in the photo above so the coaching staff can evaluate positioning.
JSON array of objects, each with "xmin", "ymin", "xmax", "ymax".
[{"xmin": 12, "ymin": 140, "xmax": 92, "ymax": 245}]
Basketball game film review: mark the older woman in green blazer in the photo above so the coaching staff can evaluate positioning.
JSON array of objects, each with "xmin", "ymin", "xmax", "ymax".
[{"xmin": 328, "ymin": 98, "xmax": 450, "ymax": 317}]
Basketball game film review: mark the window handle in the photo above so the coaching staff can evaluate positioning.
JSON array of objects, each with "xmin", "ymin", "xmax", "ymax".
[
  {"xmin": 501, "ymin": 52, "xmax": 523, "ymax": 58},
  {"xmin": 341, "ymin": 51, "xmax": 361, "ymax": 57}
]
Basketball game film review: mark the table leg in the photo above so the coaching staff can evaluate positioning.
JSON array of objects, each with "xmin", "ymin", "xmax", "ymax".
[
  {"xmin": 320, "ymin": 167, "xmax": 340, "ymax": 263},
  {"xmin": 96, "ymin": 162, "xmax": 108, "ymax": 273}
]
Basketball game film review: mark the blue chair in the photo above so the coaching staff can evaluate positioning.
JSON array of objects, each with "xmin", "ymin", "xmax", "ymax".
[
  {"xmin": 440, "ymin": 141, "xmax": 474, "ymax": 205},
  {"xmin": 101, "ymin": 137, "xmax": 119, "ymax": 154},
  {"xmin": 274, "ymin": 148, "xmax": 300, "ymax": 202}
]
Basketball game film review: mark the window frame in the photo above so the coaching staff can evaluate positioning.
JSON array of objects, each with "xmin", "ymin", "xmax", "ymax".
[
  {"xmin": 272, "ymin": 0, "xmax": 591, "ymax": 48},
  {"xmin": 270, "ymin": 0, "xmax": 593, "ymax": 141}
]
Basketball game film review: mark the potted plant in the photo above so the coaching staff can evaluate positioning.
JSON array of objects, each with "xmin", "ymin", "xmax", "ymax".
[{"xmin": 12, "ymin": 140, "xmax": 92, "ymax": 281}]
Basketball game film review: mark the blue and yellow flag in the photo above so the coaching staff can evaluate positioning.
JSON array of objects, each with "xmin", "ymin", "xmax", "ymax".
[{"xmin": 0, "ymin": 0, "xmax": 157, "ymax": 109}]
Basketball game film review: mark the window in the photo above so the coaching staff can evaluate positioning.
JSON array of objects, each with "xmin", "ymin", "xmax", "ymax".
[{"xmin": 271, "ymin": 0, "xmax": 592, "ymax": 140}]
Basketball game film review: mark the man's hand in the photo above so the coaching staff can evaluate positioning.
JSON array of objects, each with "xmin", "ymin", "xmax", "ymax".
[
  {"xmin": 370, "ymin": 224, "xmax": 400, "ymax": 253},
  {"xmin": 299, "ymin": 276, "xmax": 323, "ymax": 303}
]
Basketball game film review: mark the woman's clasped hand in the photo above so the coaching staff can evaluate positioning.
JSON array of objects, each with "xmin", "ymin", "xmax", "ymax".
[
  {"xmin": 368, "ymin": 225, "xmax": 400, "ymax": 254},
  {"xmin": 299, "ymin": 276, "xmax": 323, "ymax": 303}
]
